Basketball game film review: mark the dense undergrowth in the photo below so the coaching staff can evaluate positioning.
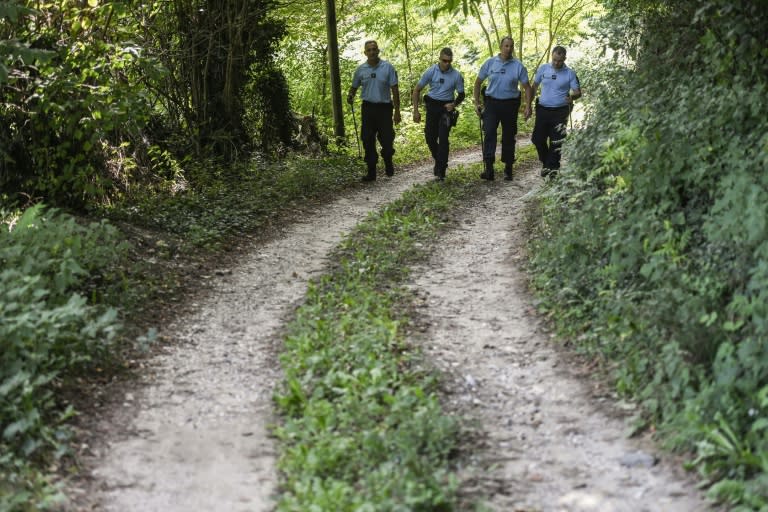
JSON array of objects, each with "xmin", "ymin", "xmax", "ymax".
[{"xmin": 526, "ymin": 1, "xmax": 768, "ymax": 509}]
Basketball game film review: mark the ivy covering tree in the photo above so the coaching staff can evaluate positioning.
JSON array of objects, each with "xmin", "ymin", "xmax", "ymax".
[
  {"xmin": 0, "ymin": 0, "xmax": 291, "ymax": 209},
  {"xmin": 529, "ymin": 0, "xmax": 768, "ymax": 508}
]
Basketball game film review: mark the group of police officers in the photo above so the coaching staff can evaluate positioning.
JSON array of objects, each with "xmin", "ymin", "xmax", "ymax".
[{"xmin": 346, "ymin": 38, "xmax": 581, "ymax": 182}]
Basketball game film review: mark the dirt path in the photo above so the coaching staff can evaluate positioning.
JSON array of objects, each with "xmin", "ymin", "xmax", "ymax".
[
  {"xmin": 63, "ymin": 151, "xmax": 468, "ymax": 511},
  {"xmin": 62, "ymin": 143, "xmax": 710, "ymax": 511},
  {"xmin": 409, "ymin": 160, "xmax": 712, "ymax": 511}
]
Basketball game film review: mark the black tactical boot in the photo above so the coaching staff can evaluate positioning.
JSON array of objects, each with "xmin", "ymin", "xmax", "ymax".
[
  {"xmin": 504, "ymin": 165, "xmax": 513, "ymax": 181},
  {"xmin": 362, "ymin": 164, "xmax": 376, "ymax": 182},
  {"xmin": 480, "ymin": 160, "xmax": 494, "ymax": 181},
  {"xmin": 384, "ymin": 160, "xmax": 394, "ymax": 177}
]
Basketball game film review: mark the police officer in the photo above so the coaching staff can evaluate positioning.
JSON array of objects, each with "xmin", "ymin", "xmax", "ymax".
[
  {"xmin": 412, "ymin": 47, "xmax": 465, "ymax": 181},
  {"xmin": 531, "ymin": 46, "xmax": 581, "ymax": 177},
  {"xmin": 347, "ymin": 40, "xmax": 401, "ymax": 182},
  {"xmin": 473, "ymin": 36, "xmax": 533, "ymax": 181}
]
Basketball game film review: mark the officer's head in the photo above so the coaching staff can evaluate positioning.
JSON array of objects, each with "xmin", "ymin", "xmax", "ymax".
[
  {"xmin": 499, "ymin": 37, "xmax": 515, "ymax": 59},
  {"xmin": 551, "ymin": 46, "xmax": 567, "ymax": 69},
  {"xmin": 439, "ymin": 47, "xmax": 453, "ymax": 71},
  {"xmin": 364, "ymin": 40, "xmax": 380, "ymax": 63}
]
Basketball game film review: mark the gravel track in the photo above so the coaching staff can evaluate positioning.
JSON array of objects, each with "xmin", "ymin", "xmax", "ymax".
[{"xmin": 62, "ymin": 143, "xmax": 711, "ymax": 511}]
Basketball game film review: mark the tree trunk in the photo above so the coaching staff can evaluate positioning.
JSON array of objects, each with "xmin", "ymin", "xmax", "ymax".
[
  {"xmin": 518, "ymin": 0, "xmax": 524, "ymax": 59},
  {"xmin": 325, "ymin": 0, "xmax": 345, "ymax": 142},
  {"xmin": 471, "ymin": 1, "xmax": 493, "ymax": 57},
  {"xmin": 402, "ymin": 0, "xmax": 413, "ymax": 81}
]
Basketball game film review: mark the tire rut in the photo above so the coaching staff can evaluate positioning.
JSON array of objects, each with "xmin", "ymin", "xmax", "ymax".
[
  {"xmin": 62, "ymin": 156, "xmax": 453, "ymax": 511},
  {"xmin": 408, "ymin": 160, "xmax": 712, "ymax": 511}
]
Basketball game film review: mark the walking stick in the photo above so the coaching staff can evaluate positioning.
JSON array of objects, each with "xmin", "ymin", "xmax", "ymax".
[
  {"xmin": 478, "ymin": 111, "xmax": 484, "ymax": 152},
  {"xmin": 350, "ymin": 102, "xmax": 362, "ymax": 159},
  {"xmin": 478, "ymin": 86, "xmax": 486, "ymax": 156}
]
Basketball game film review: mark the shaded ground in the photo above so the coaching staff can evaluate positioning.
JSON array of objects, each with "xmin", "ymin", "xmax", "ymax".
[{"xmin": 60, "ymin": 143, "xmax": 711, "ymax": 511}]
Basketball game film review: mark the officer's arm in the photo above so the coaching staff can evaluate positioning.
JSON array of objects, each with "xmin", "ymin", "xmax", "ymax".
[
  {"xmin": 473, "ymin": 77, "xmax": 484, "ymax": 114},
  {"xmin": 412, "ymin": 84, "xmax": 423, "ymax": 111},
  {"xmin": 523, "ymin": 82, "xmax": 534, "ymax": 109},
  {"xmin": 569, "ymin": 88, "xmax": 582, "ymax": 102}
]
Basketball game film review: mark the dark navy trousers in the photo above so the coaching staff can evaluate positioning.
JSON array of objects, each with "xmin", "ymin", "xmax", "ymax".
[
  {"xmin": 361, "ymin": 101, "xmax": 395, "ymax": 173},
  {"xmin": 482, "ymin": 97, "xmax": 520, "ymax": 166},
  {"xmin": 424, "ymin": 97, "xmax": 452, "ymax": 173},
  {"xmin": 531, "ymin": 104, "xmax": 569, "ymax": 169}
]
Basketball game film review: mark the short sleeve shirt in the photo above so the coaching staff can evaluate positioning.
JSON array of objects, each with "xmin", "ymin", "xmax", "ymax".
[
  {"xmin": 417, "ymin": 64, "xmax": 465, "ymax": 101},
  {"xmin": 352, "ymin": 59, "xmax": 398, "ymax": 103},
  {"xmin": 534, "ymin": 63, "xmax": 580, "ymax": 108},
  {"xmin": 477, "ymin": 56, "xmax": 529, "ymax": 100}
]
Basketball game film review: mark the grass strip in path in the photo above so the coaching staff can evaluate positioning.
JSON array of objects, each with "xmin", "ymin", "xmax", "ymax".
[{"xmin": 274, "ymin": 163, "xmax": 490, "ymax": 511}]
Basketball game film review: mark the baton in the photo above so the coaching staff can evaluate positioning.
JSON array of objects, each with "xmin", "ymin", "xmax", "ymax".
[{"xmin": 350, "ymin": 102, "xmax": 362, "ymax": 159}]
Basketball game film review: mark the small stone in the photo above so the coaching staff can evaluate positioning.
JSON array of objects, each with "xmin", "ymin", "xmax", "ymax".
[{"xmin": 620, "ymin": 451, "xmax": 657, "ymax": 468}]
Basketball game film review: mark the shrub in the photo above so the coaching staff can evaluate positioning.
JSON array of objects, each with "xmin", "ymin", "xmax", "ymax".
[{"xmin": 0, "ymin": 204, "xmax": 124, "ymax": 507}]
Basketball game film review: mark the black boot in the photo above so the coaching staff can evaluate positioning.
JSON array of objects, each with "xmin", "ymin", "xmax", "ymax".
[
  {"xmin": 384, "ymin": 160, "xmax": 394, "ymax": 177},
  {"xmin": 480, "ymin": 160, "xmax": 494, "ymax": 181},
  {"xmin": 504, "ymin": 165, "xmax": 513, "ymax": 181},
  {"xmin": 362, "ymin": 164, "xmax": 376, "ymax": 182}
]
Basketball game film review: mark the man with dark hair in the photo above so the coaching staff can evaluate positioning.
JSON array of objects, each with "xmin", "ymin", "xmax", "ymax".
[
  {"xmin": 347, "ymin": 40, "xmax": 401, "ymax": 182},
  {"xmin": 412, "ymin": 48, "xmax": 466, "ymax": 181},
  {"xmin": 531, "ymin": 45, "xmax": 582, "ymax": 177},
  {"xmin": 473, "ymin": 36, "xmax": 533, "ymax": 181}
]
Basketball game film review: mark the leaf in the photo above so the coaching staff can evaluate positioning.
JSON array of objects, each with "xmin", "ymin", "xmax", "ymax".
[{"xmin": 0, "ymin": 371, "xmax": 31, "ymax": 397}]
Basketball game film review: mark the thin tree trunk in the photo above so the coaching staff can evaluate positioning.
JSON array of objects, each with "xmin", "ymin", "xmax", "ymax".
[
  {"xmin": 325, "ymin": 0, "xmax": 345, "ymax": 142},
  {"xmin": 471, "ymin": 1, "xmax": 493, "ymax": 57},
  {"xmin": 504, "ymin": 0, "xmax": 512, "ymax": 37},
  {"xmin": 402, "ymin": 0, "xmax": 413, "ymax": 79},
  {"xmin": 485, "ymin": 0, "xmax": 500, "ymax": 51},
  {"xmin": 518, "ymin": 0, "xmax": 524, "ymax": 59}
]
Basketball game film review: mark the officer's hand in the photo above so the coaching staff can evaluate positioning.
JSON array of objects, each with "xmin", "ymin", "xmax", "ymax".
[
  {"xmin": 524, "ymin": 105, "xmax": 532, "ymax": 121},
  {"xmin": 346, "ymin": 94, "xmax": 354, "ymax": 105},
  {"xmin": 393, "ymin": 110, "xmax": 401, "ymax": 125},
  {"xmin": 412, "ymin": 110, "xmax": 421, "ymax": 123},
  {"xmin": 474, "ymin": 103, "xmax": 483, "ymax": 117}
]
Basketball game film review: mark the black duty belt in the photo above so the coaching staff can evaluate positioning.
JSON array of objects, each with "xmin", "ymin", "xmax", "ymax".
[
  {"xmin": 536, "ymin": 103, "xmax": 569, "ymax": 111},
  {"xmin": 486, "ymin": 96, "xmax": 520, "ymax": 102},
  {"xmin": 424, "ymin": 95, "xmax": 451, "ymax": 105}
]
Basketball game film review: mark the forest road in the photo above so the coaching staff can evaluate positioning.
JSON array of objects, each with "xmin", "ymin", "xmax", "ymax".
[
  {"xmin": 62, "ymin": 142, "xmax": 712, "ymax": 511},
  {"xmin": 408, "ymin": 158, "xmax": 713, "ymax": 511}
]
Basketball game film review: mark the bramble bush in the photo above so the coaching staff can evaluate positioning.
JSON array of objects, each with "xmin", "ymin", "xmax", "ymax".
[
  {"xmin": 528, "ymin": 1, "xmax": 768, "ymax": 508},
  {"xmin": 0, "ymin": 205, "xmax": 125, "ymax": 509}
]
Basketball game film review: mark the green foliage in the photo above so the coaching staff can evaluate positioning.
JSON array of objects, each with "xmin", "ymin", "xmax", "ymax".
[
  {"xmin": 0, "ymin": 1, "xmax": 156, "ymax": 208},
  {"xmin": 527, "ymin": 0, "xmax": 768, "ymax": 508},
  {"xmin": 141, "ymin": 0, "xmax": 288, "ymax": 163},
  {"xmin": 275, "ymin": 165, "xmax": 488, "ymax": 510},
  {"xmin": 0, "ymin": 204, "xmax": 125, "ymax": 508},
  {"xmin": 112, "ymin": 154, "xmax": 365, "ymax": 249},
  {"xmin": 244, "ymin": 66, "xmax": 294, "ymax": 155}
]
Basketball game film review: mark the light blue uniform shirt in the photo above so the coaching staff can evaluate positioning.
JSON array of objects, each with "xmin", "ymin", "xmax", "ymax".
[
  {"xmin": 477, "ymin": 56, "xmax": 529, "ymax": 100},
  {"xmin": 417, "ymin": 64, "xmax": 464, "ymax": 101},
  {"xmin": 534, "ymin": 63, "xmax": 580, "ymax": 107},
  {"xmin": 352, "ymin": 60, "xmax": 398, "ymax": 103}
]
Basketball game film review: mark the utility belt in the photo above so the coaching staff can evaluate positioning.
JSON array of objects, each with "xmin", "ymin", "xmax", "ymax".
[
  {"xmin": 535, "ymin": 98, "xmax": 569, "ymax": 111},
  {"xmin": 485, "ymin": 96, "xmax": 520, "ymax": 103},
  {"xmin": 424, "ymin": 95, "xmax": 452, "ymax": 105},
  {"xmin": 362, "ymin": 101, "xmax": 393, "ymax": 107}
]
